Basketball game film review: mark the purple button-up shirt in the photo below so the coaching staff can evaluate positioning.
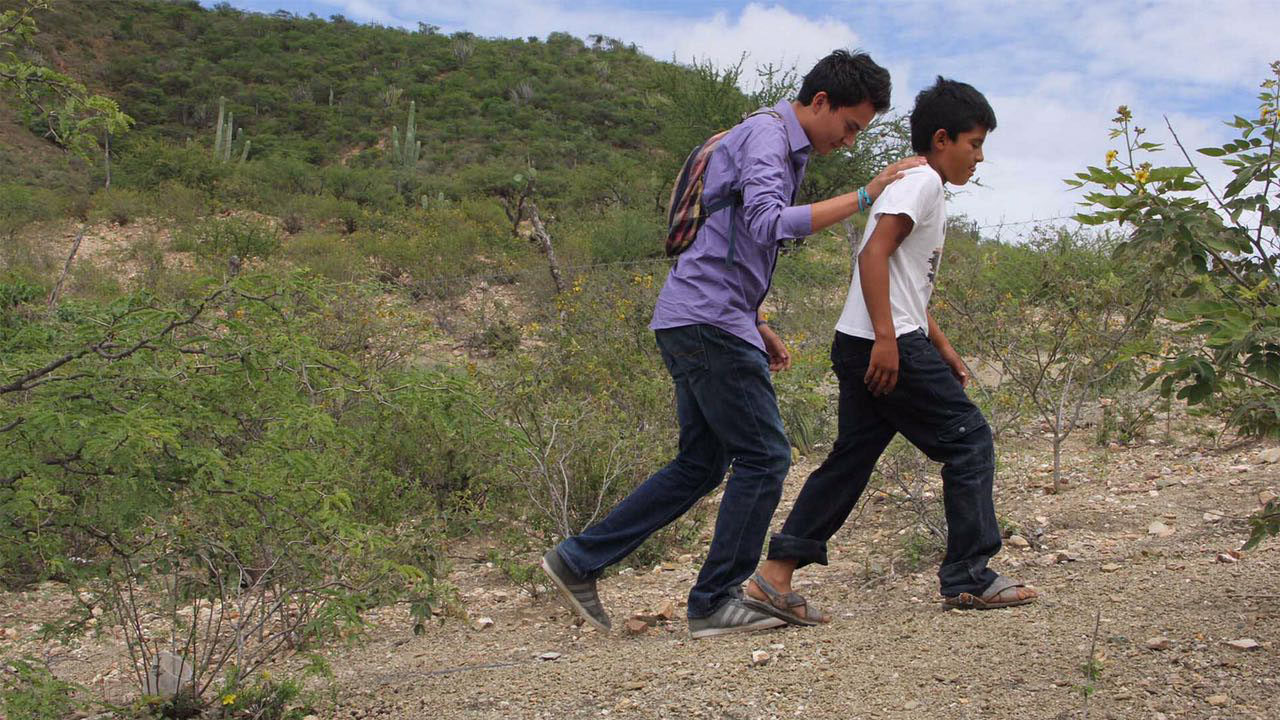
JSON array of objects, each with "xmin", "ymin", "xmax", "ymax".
[{"xmin": 650, "ymin": 100, "xmax": 814, "ymax": 352}]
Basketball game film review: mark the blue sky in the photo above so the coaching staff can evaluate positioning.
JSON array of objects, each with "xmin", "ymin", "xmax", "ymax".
[{"xmin": 204, "ymin": 0, "xmax": 1279, "ymax": 229}]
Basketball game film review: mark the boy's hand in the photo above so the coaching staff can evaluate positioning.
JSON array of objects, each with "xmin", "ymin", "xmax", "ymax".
[
  {"xmin": 940, "ymin": 347, "xmax": 970, "ymax": 387},
  {"xmin": 760, "ymin": 324, "xmax": 791, "ymax": 372},
  {"xmin": 867, "ymin": 156, "xmax": 927, "ymax": 200},
  {"xmin": 865, "ymin": 338, "xmax": 899, "ymax": 395}
]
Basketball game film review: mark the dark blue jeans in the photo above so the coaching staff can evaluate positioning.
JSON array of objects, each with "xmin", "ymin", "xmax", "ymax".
[
  {"xmin": 556, "ymin": 323, "xmax": 791, "ymax": 618},
  {"xmin": 768, "ymin": 330, "xmax": 1001, "ymax": 597}
]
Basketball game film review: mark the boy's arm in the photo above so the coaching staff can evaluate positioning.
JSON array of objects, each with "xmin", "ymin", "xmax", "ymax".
[
  {"xmin": 926, "ymin": 311, "xmax": 969, "ymax": 387},
  {"xmin": 859, "ymin": 214, "xmax": 913, "ymax": 396},
  {"xmin": 808, "ymin": 157, "xmax": 926, "ymax": 234}
]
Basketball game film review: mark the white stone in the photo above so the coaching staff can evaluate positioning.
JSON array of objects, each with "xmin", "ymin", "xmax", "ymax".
[
  {"xmin": 750, "ymin": 650, "xmax": 771, "ymax": 666},
  {"xmin": 144, "ymin": 651, "xmax": 194, "ymax": 698},
  {"xmin": 1148, "ymin": 521, "xmax": 1175, "ymax": 538},
  {"xmin": 1225, "ymin": 638, "xmax": 1260, "ymax": 651}
]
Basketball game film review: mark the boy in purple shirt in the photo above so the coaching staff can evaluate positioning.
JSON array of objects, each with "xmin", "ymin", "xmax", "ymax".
[{"xmin": 542, "ymin": 50, "xmax": 925, "ymax": 638}]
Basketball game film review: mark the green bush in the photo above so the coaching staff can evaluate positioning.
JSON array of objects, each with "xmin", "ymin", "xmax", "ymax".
[
  {"xmin": 174, "ymin": 216, "xmax": 282, "ymax": 259},
  {"xmin": 279, "ymin": 230, "xmax": 367, "ymax": 282},
  {"xmin": 88, "ymin": 186, "xmax": 151, "ymax": 225},
  {"xmin": 0, "ymin": 658, "xmax": 83, "ymax": 720}
]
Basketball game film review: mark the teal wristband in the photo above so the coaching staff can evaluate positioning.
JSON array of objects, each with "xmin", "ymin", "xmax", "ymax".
[{"xmin": 858, "ymin": 187, "xmax": 872, "ymax": 212}]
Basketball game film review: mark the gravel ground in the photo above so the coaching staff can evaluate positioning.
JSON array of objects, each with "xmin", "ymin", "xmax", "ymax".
[{"xmin": 4, "ymin": 436, "xmax": 1278, "ymax": 720}]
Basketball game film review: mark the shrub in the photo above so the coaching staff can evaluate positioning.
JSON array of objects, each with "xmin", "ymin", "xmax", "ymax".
[
  {"xmin": 87, "ymin": 186, "xmax": 151, "ymax": 225},
  {"xmin": 174, "ymin": 216, "xmax": 282, "ymax": 259},
  {"xmin": 278, "ymin": 230, "xmax": 367, "ymax": 282},
  {"xmin": 0, "ymin": 658, "xmax": 84, "ymax": 720},
  {"xmin": 0, "ymin": 273, "xmax": 456, "ymax": 707}
]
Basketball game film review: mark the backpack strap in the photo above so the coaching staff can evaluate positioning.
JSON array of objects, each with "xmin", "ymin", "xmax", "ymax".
[{"xmin": 722, "ymin": 108, "xmax": 785, "ymax": 268}]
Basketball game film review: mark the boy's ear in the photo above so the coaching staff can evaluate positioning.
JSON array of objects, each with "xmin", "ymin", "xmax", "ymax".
[
  {"xmin": 810, "ymin": 91, "xmax": 829, "ymax": 111},
  {"xmin": 931, "ymin": 127, "xmax": 950, "ymax": 151}
]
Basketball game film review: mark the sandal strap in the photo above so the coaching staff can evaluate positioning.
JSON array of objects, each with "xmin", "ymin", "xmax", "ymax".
[
  {"xmin": 750, "ymin": 573, "xmax": 808, "ymax": 611},
  {"xmin": 982, "ymin": 575, "xmax": 1024, "ymax": 601}
]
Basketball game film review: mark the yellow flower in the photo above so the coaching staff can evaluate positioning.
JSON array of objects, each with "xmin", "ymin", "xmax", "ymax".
[
  {"xmin": 222, "ymin": 693, "xmax": 237, "ymax": 706},
  {"xmin": 1135, "ymin": 167, "xmax": 1150, "ymax": 184},
  {"xmin": 1105, "ymin": 150, "xmax": 1118, "ymax": 167}
]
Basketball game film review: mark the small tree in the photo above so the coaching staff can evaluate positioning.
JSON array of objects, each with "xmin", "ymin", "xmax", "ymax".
[
  {"xmin": 0, "ymin": 0, "xmax": 132, "ymax": 159},
  {"xmin": 1070, "ymin": 62, "xmax": 1279, "ymax": 542},
  {"xmin": 944, "ymin": 229, "xmax": 1159, "ymax": 491}
]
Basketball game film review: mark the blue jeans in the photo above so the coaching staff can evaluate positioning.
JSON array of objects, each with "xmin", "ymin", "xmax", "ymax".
[
  {"xmin": 768, "ymin": 330, "xmax": 1002, "ymax": 597},
  {"xmin": 555, "ymin": 323, "xmax": 791, "ymax": 618}
]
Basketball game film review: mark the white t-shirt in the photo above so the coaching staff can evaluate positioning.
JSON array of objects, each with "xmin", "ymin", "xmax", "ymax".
[{"xmin": 836, "ymin": 164, "xmax": 946, "ymax": 340}]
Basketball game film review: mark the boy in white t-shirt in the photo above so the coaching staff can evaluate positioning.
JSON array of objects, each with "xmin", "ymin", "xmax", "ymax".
[{"xmin": 744, "ymin": 78, "xmax": 1039, "ymax": 623}]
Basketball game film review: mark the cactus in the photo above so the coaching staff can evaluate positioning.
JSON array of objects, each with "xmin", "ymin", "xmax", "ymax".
[
  {"xmin": 213, "ymin": 97, "xmax": 226, "ymax": 160},
  {"xmin": 211, "ymin": 97, "xmax": 250, "ymax": 163},
  {"xmin": 390, "ymin": 101, "xmax": 420, "ymax": 170}
]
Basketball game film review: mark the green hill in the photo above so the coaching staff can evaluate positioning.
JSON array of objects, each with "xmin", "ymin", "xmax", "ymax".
[{"xmin": 5, "ymin": 0, "xmax": 899, "ymax": 242}]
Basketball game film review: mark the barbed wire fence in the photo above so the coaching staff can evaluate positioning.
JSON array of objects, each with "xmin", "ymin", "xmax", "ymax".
[{"xmin": 414, "ymin": 213, "xmax": 1085, "ymax": 360}]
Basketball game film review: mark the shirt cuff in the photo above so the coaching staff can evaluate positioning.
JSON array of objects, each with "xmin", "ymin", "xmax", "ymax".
[{"xmin": 779, "ymin": 204, "xmax": 812, "ymax": 239}]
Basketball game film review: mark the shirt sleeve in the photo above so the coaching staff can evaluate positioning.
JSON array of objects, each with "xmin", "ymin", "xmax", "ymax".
[
  {"xmin": 736, "ymin": 122, "xmax": 813, "ymax": 244},
  {"xmin": 871, "ymin": 172, "xmax": 939, "ymax": 226}
]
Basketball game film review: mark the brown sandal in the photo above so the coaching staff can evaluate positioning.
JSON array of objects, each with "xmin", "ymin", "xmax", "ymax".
[
  {"xmin": 941, "ymin": 575, "xmax": 1039, "ymax": 610},
  {"xmin": 743, "ymin": 573, "xmax": 830, "ymax": 626}
]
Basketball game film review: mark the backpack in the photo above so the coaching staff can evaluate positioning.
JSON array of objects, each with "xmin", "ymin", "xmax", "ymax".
[{"xmin": 664, "ymin": 109, "xmax": 783, "ymax": 265}]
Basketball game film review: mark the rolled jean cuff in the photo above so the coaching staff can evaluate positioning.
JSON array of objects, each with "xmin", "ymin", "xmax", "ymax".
[{"xmin": 766, "ymin": 533, "xmax": 828, "ymax": 569}]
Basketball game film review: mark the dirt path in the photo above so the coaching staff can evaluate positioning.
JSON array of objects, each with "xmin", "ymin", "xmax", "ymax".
[
  {"xmin": 3, "ymin": 438, "xmax": 1278, "ymax": 719},
  {"xmin": 316, "ymin": 439, "xmax": 1280, "ymax": 720}
]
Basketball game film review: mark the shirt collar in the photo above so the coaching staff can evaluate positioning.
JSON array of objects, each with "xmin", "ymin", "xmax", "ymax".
[{"xmin": 773, "ymin": 99, "xmax": 812, "ymax": 155}]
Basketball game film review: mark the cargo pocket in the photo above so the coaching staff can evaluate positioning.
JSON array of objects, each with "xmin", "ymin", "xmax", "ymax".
[{"xmin": 938, "ymin": 407, "xmax": 989, "ymax": 443}]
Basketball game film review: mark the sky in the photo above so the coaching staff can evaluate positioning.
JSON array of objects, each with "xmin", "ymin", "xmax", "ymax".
[{"xmin": 205, "ymin": 0, "xmax": 1279, "ymax": 231}]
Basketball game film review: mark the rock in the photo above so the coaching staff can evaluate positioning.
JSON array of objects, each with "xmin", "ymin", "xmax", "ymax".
[
  {"xmin": 1225, "ymin": 638, "xmax": 1260, "ymax": 651},
  {"xmin": 537, "ymin": 651, "xmax": 562, "ymax": 661},
  {"xmin": 1260, "ymin": 489, "xmax": 1278, "ymax": 507},
  {"xmin": 622, "ymin": 681, "xmax": 646, "ymax": 691},
  {"xmin": 1007, "ymin": 534, "xmax": 1030, "ymax": 549},
  {"xmin": 623, "ymin": 618, "xmax": 649, "ymax": 636},
  {"xmin": 1215, "ymin": 553, "xmax": 1239, "ymax": 564},
  {"xmin": 1148, "ymin": 521, "xmax": 1175, "ymax": 538},
  {"xmin": 472, "ymin": 616, "xmax": 494, "ymax": 631},
  {"xmin": 1145, "ymin": 636, "xmax": 1171, "ymax": 650},
  {"xmin": 144, "ymin": 651, "xmax": 194, "ymax": 698},
  {"xmin": 1205, "ymin": 694, "xmax": 1229, "ymax": 707},
  {"xmin": 903, "ymin": 700, "xmax": 921, "ymax": 710},
  {"xmin": 1257, "ymin": 447, "xmax": 1280, "ymax": 464},
  {"xmin": 1228, "ymin": 464, "xmax": 1251, "ymax": 473},
  {"xmin": 1101, "ymin": 563, "xmax": 1122, "ymax": 572},
  {"xmin": 750, "ymin": 650, "xmax": 771, "ymax": 666},
  {"xmin": 655, "ymin": 600, "xmax": 677, "ymax": 622},
  {"xmin": 1202, "ymin": 511, "xmax": 1225, "ymax": 523}
]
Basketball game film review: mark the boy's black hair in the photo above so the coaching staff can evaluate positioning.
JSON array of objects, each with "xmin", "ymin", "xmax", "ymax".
[
  {"xmin": 909, "ymin": 76, "xmax": 997, "ymax": 154},
  {"xmin": 797, "ymin": 50, "xmax": 891, "ymax": 113}
]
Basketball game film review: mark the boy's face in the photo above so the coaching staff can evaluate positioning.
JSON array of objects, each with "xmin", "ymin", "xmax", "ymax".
[
  {"xmin": 807, "ymin": 93, "xmax": 876, "ymax": 156},
  {"xmin": 933, "ymin": 126, "xmax": 987, "ymax": 185}
]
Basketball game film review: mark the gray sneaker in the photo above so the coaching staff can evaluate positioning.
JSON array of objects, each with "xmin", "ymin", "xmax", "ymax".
[
  {"xmin": 541, "ymin": 549, "xmax": 611, "ymax": 632},
  {"xmin": 688, "ymin": 598, "xmax": 787, "ymax": 639}
]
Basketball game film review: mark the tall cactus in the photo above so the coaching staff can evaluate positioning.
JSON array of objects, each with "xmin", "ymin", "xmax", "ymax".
[
  {"xmin": 390, "ymin": 101, "xmax": 420, "ymax": 169},
  {"xmin": 213, "ymin": 97, "xmax": 226, "ymax": 159},
  {"xmin": 212, "ymin": 97, "xmax": 250, "ymax": 163}
]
